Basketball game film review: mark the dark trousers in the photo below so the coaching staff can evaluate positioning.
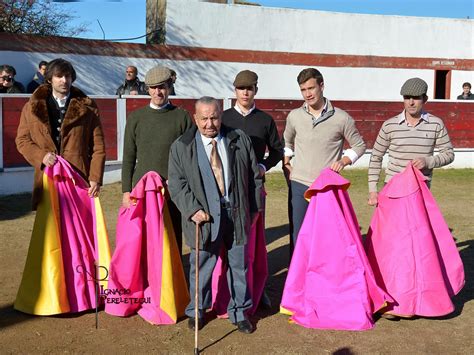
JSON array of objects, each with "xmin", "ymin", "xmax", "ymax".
[
  {"xmin": 289, "ymin": 180, "xmax": 310, "ymax": 251},
  {"xmin": 167, "ymin": 198, "xmax": 182, "ymax": 255},
  {"xmin": 186, "ymin": 207, "xmax": 252, "ymax": 324}
]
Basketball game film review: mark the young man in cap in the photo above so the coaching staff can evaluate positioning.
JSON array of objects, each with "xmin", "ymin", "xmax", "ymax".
[
  {"xmin": 122, "ymin": 65, "xmax": 193, "ymax": 253},
  {"xmin": 368, "ymin": 77, "xmax": 455, "ymax": 206},
  {"xmin": 283, "ymin": 68, "xmax": 366, "ymax": 249},
  {"xmin": 223, "ymin": 70, "xmax": 283, "ymax": 177},
  {"xmin": 222, "ymin": 70, "xmax": 283, "ymax": 308}
]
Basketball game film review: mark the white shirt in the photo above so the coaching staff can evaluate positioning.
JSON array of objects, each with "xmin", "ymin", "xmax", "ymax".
[
  {"xmin": 200, "ymin": 133, "xmax": 230, "ymax": 200},
  {"xmin": 149, "ymin": 101, "xmax": 170, "ymax": 110},
  {"xmin": 234, "ymin": 103, "xmax": 256, "ymax": 117},
  {"xmin": 52, "ymin": 93, "xmax": 69, "ymax": 108}
]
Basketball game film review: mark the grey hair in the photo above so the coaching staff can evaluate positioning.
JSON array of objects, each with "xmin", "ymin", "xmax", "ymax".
[{"xmin": 195, "ymin": 96, "xmax": 221, "ymax": 112}]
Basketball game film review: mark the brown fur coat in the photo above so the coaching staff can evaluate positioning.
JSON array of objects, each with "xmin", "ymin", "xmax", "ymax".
[{"xmin": 15, "ymin": 84, "xmax": 106, "ymax": 209}]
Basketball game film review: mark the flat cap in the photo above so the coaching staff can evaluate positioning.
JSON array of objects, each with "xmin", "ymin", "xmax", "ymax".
[
  {"xmin": 400, "ymin": 78, "xmax": 428, "ymax": 96},
  {"xmin": 145, "ymin": 65, "xmax": 171, "ymax": 86},
  {"xmin": 233, "ymin": 70, "xmax": 258, "ymax": 87}
]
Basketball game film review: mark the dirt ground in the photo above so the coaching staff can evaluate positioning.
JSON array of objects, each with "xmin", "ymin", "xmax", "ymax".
[{"xmin": 1, "ymin": 170, "xmax": 473, "ymax": 354}]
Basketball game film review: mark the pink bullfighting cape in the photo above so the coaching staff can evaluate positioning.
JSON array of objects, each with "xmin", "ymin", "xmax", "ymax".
[
  {"xmin": 14, "ymin": 156, "xmax": 111, "ymax": 315},
  {"xmin": 210, "ymin": 194, "xmax": 268, "ymax": 317},
  {"xmin": 365, "ymin": 163, "xmax": 464, "ymax": 317},
  {"xmin": 105, "ymin": 172, "xmax": 189, "ymax": 325},
  {"xmin": 280, "ymin": 168, "xmax": 392, "ymax": 330}
]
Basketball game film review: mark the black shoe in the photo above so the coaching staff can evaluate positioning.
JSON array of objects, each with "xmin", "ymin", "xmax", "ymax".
[
  {"xmin": 380, "ymin": 313, "xmax": 400, "ymax": 321},
  {"xmin": 188, "ymin": 317, "xmax": 204, "ymax": 330},
  {"xmin": 259, "ymin": 291, "xmax": 272, "ymax": 310},
  {"xmin": 236, "ymin": 319, "xmax": 254, "ymax": 334}
]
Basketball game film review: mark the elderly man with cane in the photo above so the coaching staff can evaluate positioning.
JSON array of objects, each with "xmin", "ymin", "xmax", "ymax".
[{"xmin": 168, "ymin": 96, "xmax": 263, "ymax": 337}]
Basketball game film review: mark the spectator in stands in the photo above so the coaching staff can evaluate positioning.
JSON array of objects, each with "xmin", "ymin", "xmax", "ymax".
[
  {"xmin": 457, "ymin": 82, "xmax": 474, "ymax": 100},
  {"xmin": 368, "ymin": 77, "xmax": 455, "ymax": 205},
  {"xmin": 27, "ymin": 61, "xmax": 48, "ymax": 93},
  {"xmin": 116, "ymin": 65, "xmax": 147, "ymax": 96},
  {"xmin": 283, "ymin": 68, "xmax": 366, "ymax": 251},
  {"xmin": 121, "ymin": 65, "xmax": 193, "ymax": 254},
  {"xmin": 0, "ymin": 64, "xmax": 25, "ymax": 93},
  {"xmin": 169, "ymin": 68, "xmax": 177, "ymax": 96}
]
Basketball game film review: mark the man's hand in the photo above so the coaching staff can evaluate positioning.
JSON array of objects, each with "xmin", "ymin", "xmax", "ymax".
[
  {"xmin": 88, "ymin": 181, "xmax": 100, "ymax": 197},
  {"xmin": 42, "ymin": 152, "xmax": 57, "ymax": 167},
  {"xmin": 191, "ymin": 210, "xmax": 210, "ymax": 225},
  {"xmin": 330, "ymin": 156, "xmax": 351, "ymax": 173},
  {"xmin": 122, "ymin": 192, "xmax": 131, "ymax": 208},
  {"xmin": 368, "ymin": 191, "xmax": 378, "ymax": 206},
  {"xmin": 412, "ymin": 157, "xmax": 426, "ymax": 170}
]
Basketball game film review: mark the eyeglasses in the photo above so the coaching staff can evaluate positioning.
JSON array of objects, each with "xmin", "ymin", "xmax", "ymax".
[{"xmin": 1, "ymin": 76, "xmax": 13, "ymax": 82}]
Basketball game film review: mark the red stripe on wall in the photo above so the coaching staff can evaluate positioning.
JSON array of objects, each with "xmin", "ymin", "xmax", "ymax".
[
  {"xmin": 1, "ymin": 33, "xmax": 473, "ymax": 71},
  {"xmin": 3, "ymin": 97, "xmax": 473, "ymax": 168}
]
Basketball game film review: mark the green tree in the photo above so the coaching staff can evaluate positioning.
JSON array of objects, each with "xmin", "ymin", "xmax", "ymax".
[{"xmin": 0, "ymin": 0, "xmax": 88, "ymax": 37}]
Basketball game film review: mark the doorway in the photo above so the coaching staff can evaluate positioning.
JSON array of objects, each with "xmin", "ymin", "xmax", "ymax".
[{"xmin": 434, "ymin": 70, "xmax": 451, "ymax": 99}]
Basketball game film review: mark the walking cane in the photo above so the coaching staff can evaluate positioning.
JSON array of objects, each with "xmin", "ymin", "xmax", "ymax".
[{"xmin": 194, "ymin": 222, "xmax": 200, "ymax": 355}]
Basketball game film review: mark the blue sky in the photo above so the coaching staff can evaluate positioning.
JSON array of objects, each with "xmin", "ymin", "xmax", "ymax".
[{"xmin": 60, "ymin": 0, "xmax": 473, "ymax": 43}]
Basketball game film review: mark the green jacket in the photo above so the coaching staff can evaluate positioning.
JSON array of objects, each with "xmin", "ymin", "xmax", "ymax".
[{"xmin": 121, "ymin": 104, "xmax": 192, "ymax": 192}]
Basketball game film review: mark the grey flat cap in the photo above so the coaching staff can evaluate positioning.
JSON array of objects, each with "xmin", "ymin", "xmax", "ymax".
[
  {"xmin": 400, "ymin": 78, "xmax": 428, "ymax": 96},
  {"xmin": 233, "ymin": 70, "xmax": 258, "ymax": 87},
  {"xmin": 145, "ymin": 65, "xmax": 171, "ymax": 86}
]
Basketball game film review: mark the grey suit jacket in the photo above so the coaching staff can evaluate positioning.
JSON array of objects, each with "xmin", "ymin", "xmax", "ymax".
[{"xmin": 168, "ymin": 124, "xmax": 263, "ymax": 249}]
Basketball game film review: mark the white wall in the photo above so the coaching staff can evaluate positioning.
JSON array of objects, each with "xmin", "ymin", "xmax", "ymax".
[
  {"xmin": 5, "ymin": 50, "xmax": 473, "ymax": 100},
  {"xmin": 166, "ymin": 0, "xmax": 473, "ymax": 59},
  {"xmin": 2, "ymin": 1, "xmax": 473, "ymax": 99}
]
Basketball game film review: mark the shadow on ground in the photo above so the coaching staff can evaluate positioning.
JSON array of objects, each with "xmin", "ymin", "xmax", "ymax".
[{"xmin": 0, "ymin": 193, "xmax": 32, "ymax": 221}]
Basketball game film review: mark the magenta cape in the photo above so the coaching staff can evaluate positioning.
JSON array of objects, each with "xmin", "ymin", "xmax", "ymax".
[
  {"xmin": 14, "ymin": 156, "xmax": 111, "ymax": 315},
  {"xmin": 105, "ymin": 172, "xmax": 189, "ymax": 325},
  {"xmin": 365, "ymin": 163, "xmax": 464, "ymax": 317},
  {"xmin": 280, "ymin": 168, "xmax": 392, "ymax": 330},
  {"xmin": 211, "ymin": 192, "xmax": 268, "ymax": 317}
]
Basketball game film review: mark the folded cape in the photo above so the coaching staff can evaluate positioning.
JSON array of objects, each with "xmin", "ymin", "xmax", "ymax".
[
  {"xmin": 210, "ymin": 201, "xmax": 268, "ymax": 317},
  {"xmin": 105, "ymin": 172, "xmax": 189, "ymax": 324},
  {"xmin": 14, "ymin": 156, "xmax": 110, "ymax": 315},
  {"xmin": 280, "ymin": 168, "xmax": 392, "ymax": 330},
  {"xmin": 365, "ymin": 163, "xmax": 464, "ymax": 317}
]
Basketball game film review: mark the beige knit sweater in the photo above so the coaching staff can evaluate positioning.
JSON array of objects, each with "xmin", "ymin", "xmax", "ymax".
[{"xmin": 283, "ymin": 100, "xmax": 366, "ymax": 186}]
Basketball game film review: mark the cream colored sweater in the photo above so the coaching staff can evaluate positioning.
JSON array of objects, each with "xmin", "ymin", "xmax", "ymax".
[{"xmin": 283, "ymin": 100, "xmax": 366, "ymax": 186}]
